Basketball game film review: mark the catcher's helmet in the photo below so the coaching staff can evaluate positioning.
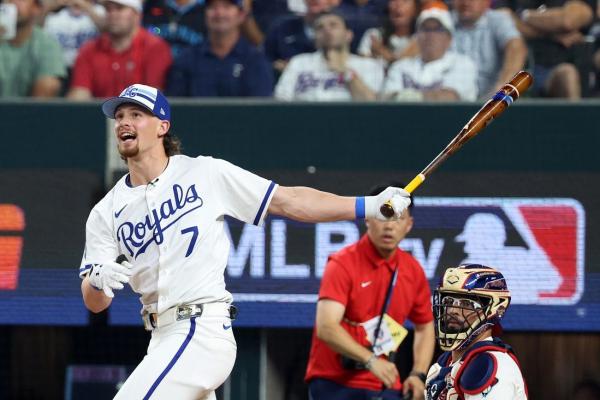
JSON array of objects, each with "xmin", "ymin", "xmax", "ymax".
[{"xmin": 433, "ymin": 264, "xmax": 511, "ymax": 351}]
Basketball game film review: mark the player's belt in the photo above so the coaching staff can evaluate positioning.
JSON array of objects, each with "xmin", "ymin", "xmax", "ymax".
[{"xmin": 142, "ymin": 302, "xmax": 238, "ymax": 331}]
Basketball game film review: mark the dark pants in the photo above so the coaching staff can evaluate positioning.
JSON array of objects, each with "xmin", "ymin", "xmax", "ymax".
[{"xmin": 308, "ymin": 378, "xmax": 403, "ymax": 400}]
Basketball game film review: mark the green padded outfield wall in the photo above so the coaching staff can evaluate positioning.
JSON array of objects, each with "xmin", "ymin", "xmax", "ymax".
[
  {"xmin": 0, "ymin": 101, "xmax": 107, "ymax": 175},
  {"xmin": 171, "ymin": 101, "xmax": 600, "ymax": 172},
  {"xmin": 1, "ymin": 100, "xmax": 599, "ymax": 174}
]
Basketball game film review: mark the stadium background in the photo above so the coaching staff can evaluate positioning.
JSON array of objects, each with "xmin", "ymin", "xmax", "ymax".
[{"xmin": 1, "ymin": 100, "xmax": 599, "ymax": 399}]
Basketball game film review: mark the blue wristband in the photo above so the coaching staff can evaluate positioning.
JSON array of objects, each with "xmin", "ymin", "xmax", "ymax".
[{"xmin": 355, "ymin": 197, "xmax": 365, "ymax": 219}]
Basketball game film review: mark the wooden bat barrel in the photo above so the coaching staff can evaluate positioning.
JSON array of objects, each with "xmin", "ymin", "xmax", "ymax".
[{"xmin": 378, "ymin": 71, "xmax": 533, "ymax": 219}]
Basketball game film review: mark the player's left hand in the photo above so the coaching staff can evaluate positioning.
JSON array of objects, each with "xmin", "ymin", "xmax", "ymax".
[
  {"xmin": 402, "ymin": 375, "xmax": 425, "ymax": 400},
  {"xmin": 365, "ymin": 186, "xmax": 411, "ymax": 221}
]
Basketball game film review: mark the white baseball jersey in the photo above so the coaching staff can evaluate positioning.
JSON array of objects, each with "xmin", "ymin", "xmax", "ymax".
[
  {"xmin": 382, "ymin": 52, "xmax": 478, "ymax": 101},
  {"xmin": 274, "ymin": 51, "xmax": 385, "ymax": 101},
  {"xmin": 79, "ymin": 154, "xmax": 277, "ymax": 315}
]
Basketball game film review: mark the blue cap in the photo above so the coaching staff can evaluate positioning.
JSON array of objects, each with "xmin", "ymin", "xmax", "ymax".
[{"xmin": 102, "ymin": 84, "xmax": 170, "ymax": 121}]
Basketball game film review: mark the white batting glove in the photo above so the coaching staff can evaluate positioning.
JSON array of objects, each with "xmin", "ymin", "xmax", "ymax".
[
  {"xmin": 87, "ymin": 259, "xmax": 133, "ymax": 298},
  {"xmin": 356, "ymin": 187, "xmax": 411, "ymax": 221}
]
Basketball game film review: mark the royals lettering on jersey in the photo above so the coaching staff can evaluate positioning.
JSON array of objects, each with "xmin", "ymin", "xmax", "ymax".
[
  {"xmin": 80, "ymin": 155, "xmax": 277, "ymax": 315},
  {"xmin": 116, "ymin": 183, "xmax": 204, "ymax": 258}
]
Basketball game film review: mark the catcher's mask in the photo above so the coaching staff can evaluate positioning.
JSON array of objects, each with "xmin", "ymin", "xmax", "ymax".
[{"xmin": 433, "ymin": 264, "xmax": 511, "ymax": 351}]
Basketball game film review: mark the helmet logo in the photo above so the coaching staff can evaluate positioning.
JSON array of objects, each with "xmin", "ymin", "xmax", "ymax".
[{"xmin": 447, "ymin": 274, "xmax": 460, "ymax": 284}]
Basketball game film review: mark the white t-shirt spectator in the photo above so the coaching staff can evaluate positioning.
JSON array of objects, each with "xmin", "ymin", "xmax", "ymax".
[
  {"xmin": 275, "ymin": 51, "xmax": 385, "ymax": 101},
  {"xmin": 44, "ymin": 5, "xmax": 105, "ymax": 67},
  {"xmin": 357, "ymin": 27, "xmax": 412, "ymax": 66},
  {"xmin": 382, "ymin": 51, "xmax": 478, "ymax": 101}
]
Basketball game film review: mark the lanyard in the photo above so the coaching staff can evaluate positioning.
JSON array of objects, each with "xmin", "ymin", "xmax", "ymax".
[{"xmin": 372, "ymin": 265, "xmax": 399, "ymax": 350}]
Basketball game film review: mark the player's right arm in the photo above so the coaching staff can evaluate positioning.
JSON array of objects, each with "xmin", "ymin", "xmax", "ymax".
[
  {"xmin": 79, "ymin": 202, "xmax": 127, "ymax": 313},
  {"xmin": 81, "ymin": 277, "xmax": 113, "ymax": 313}
]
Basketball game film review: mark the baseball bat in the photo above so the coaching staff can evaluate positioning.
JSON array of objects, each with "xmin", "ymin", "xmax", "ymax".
[{"xmin": 380, "ymin": 70, "xmax": 533, "ymax": 218}]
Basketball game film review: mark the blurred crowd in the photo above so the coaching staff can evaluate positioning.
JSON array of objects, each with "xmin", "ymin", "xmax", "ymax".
[{"xmin": 1, "ymin": 0, "xmax": 599, "ymax": 101}]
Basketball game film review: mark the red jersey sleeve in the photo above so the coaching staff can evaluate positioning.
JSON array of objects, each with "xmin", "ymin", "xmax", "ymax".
[
  {"xmin": 319, "ymin": 257, "xmax": 353, "ymax": 307},
  {"xmin": 70, "ymin": 41, "xmax": 95, "ymax": 91},
  {"xmin": 143, "ymin": 36, "xmax": 173, "ymax": 91},
  {"xmin": 407, "ymin": 260, "xmax": 434, "ymax": 325}
]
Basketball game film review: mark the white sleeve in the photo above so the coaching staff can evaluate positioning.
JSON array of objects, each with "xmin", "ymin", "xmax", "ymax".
[
  {"xmin": 382, "ymin": 61, "xmax": 406, "ymax": 95},
  {"xmin": 274, "ymin": 57, "xmax": 300, "ymax": 100},
  {"xmin": 443, "ymin": 55, "xmax": 478, "ymax": 101},
  {"xmin": 79, "ymin": 205, "xmax": 119, "ymax": 278},
  {"xmin": 357, "ymin": 28, "xmax": 380, "ymax": 57},
  {"xmin": 210, "ymin": 158, "xmax": 277, "ymax": 226},
  {"xmin": 491, "ymin": 11, "xmax": 521, "ymax": 48}
]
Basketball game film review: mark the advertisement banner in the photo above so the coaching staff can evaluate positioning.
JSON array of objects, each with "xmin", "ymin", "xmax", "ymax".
[{"xmin": 1, "ymin": 169, "xmax": 598, "ymax": 330}]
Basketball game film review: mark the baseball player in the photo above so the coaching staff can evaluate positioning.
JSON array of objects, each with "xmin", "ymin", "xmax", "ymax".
[
  {"xmin": 425, "ymin": 264, "xmax": 528, "ymax": 400},
  {"xmin": 78, "ymin": 83, "xmax": 412, "ymax": 400}
]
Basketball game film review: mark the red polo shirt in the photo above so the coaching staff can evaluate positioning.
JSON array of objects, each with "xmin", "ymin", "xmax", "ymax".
[
  {"xmin": 70, "ymin": 28, "xmax": 172, "ymax": 97},
  {"xmin": 305, "ymin": 234, "xmax": 433, "ymax": 391}
]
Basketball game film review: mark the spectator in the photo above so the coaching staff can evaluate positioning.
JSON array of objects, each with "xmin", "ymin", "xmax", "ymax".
[
  {"xmin": 0, "ymin": 0, "xmax": 66, "ymax": 97},
  {"xmin": 357, "ymin": 0, "xmax": 420, "ymax": 67},
  {"xmin": 305, "ymin": 183, "xmax": 435, "ymax": 400},
  {"xmin": 382, "ymin": 6, "xmax": 478, "ymax": 101},
  {"xmin": 68, "ymin": 0, "xmax": 172, "ymax": 99},
  {"xmin": 265, "ymin": 0, "xmax": 336, "ymax": 74},
  {"xmin": 335, "ymin": 0, "xmax": 388, "ymax": 51},
  {"xmin": 167, "ymin": 0, "xmax": 273, "ymax": 96},
  {"xmin": 43, "ymin": 0, "xmax": 105, "ymax": 68},
  {"xmin": 451, "ymin": 0, "xmax": 527, "ymax": 98},
  {"xmin": 500, "ymin": 0, "xmax": 594, "ymax": 99},
  {"xmin": 275, "ymin": 11, "xmax": 383, "ymax": 100},
  {"xmin": 142, "ymin": 0, "xmax": 206, "ymax": 62}
]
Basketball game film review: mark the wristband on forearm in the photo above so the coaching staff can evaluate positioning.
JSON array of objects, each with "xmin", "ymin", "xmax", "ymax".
[
  {"xmin": 338, "ymin": 70, "xmax": 356, "ymax": 84},
  {"xmin": 355, "ymin": 197, "xmax": 365, "ymax": 219}
]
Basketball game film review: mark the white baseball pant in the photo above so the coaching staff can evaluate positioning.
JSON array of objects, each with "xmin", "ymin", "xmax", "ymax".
[{"xmin": 114, "ymin": 306, "xmax": 236, "ymax": 400}]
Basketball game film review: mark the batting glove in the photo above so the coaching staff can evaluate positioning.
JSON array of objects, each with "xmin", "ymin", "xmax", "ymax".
[
  {"xmin": 356, "ymin": 187, "xmax": 411, "ymax": 221},
  {"xmin": 87, "ymin": 259, "xmax": 133, "ymax": 298}
]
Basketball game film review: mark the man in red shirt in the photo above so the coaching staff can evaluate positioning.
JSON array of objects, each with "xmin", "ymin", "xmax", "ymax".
[
  {"xmin": 306, "ymin": 183, "xmax": 435, "ymax": 400},
  {"xmin": 67, "ymin": 0, "xmax": 172, "ymax": 99}
]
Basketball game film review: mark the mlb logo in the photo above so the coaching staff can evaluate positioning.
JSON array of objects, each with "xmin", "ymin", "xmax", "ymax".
[{"xmin": 411, "ymin": 198, "xmax": 585, "ymax": 305}]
